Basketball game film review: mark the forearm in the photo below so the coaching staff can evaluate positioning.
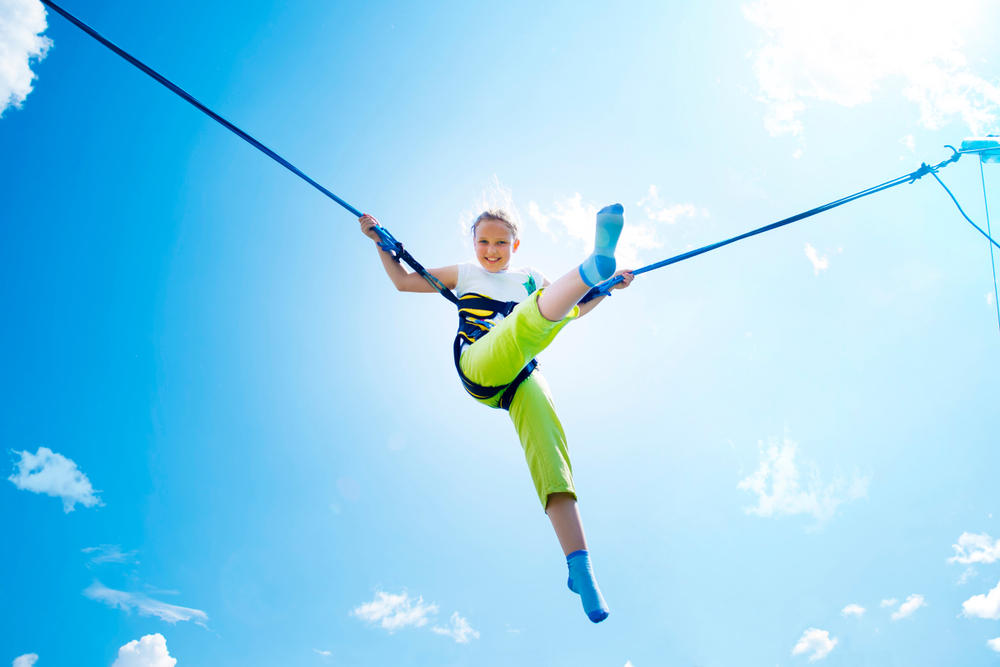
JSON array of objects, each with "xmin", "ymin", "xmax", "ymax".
[
  {"xmin": 374, "ymin": 243, "xmax": 409, "ymax": 289},
  {"xmin": 371, "ymin": 242, "xmax": 439, "ymax": 293},
  {"xmin": 576, "ymin": 294, "xmax": 607, "ymax": 317}
]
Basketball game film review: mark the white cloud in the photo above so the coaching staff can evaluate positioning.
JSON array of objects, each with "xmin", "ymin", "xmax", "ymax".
[
  {"xmin": 952, "ymin": 533, "xmax": 1000, "ymax": 565},
  {"xmin": 527, "ymin": 201, "xmax": 552, "ymax": 237},
  {"xmin": 313, "ymin": 649, "xmax": 332, "ymax": 657},
  {"xmin": 743, "ymin": 0, "xmax": 1000, "ymax": 138},
  {"xmin": 526, "ymin": 188, "xmax": 705, "ymax": 268},
  {"xmin": 988, "ymin": 292, "xmax": 995, "ymax": 306},
  {"xmin": 738, "ymin": 437, "xmax": 869, "ymax": 521},
  {"xmin": 111, "ymin": 634, "xmax": 176, "ymax": 667},
  {"xmin": 792, "ymin": 628, "xmax": 837, "ymax": 661},
  {"xmin": 12, "ymin": 655, "xmax": 38, "ymax": 667},
  {"xmin": 841, "ymin": 603, "xmax": 865, "ymax": 617},
  {"xmin": 84, "ymin": 581, "xmax": 208, "ymax": 626},
  {"xmin": 431, "ymin": 612, "xmax": 480, "ymax": 644},
  {"xmin": 901, "ymin": 135, "xmax": 916, "ymax": 153},
  {"xmin": 0, "ymin": 0, "xmax": 51, "ymax": 117},
  {"xmin": 804, "ymin": 243, "xmax": 829, "ymax": 275},
  {"xmin": 880, "ymin": 598, "xmax": 898, "ymax": 607},
  {"xmin": 890, "ymin": 594, "xmax": 927, "ymax": 620},
  {"xmin": 351, "ymin": 591, "xmax": 480, "ymax": 644},
  {"xmin": 82, "ymin": 544, "xmax": 138, "ymax": 565},
  {"xmin": 637, "ymin": 185, "xmax": 701, "ymax": 224},
  {"xmin": 8, "ymin": 447, "xmax": 102, "ymax": 512},
  {"xmin": 351, "ymin": 591, "xmax": 438, "ymax": 632},
  {"xmin": 527, "ymin": 192, "xmax": 597, "ymax": 246},
  {"xmin": 624, "ymin": 662, "xmax": 635, "ymax": 667},
  {"xmin": 958, "ymin": 567, "xmax": 978, "ymax": 585},
  {"xmin": 988, "ymin": 637, "xmax": 1000, "ymax": 653},
  {"xmin": 963, "ymin": 580, "xmax": 1000, "ymax": 619}
]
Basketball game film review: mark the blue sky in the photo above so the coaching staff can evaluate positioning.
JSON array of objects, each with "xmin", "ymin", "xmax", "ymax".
[{"xmin": 2, "ymin": 0, "xmax": 1000, "ymax": 665}]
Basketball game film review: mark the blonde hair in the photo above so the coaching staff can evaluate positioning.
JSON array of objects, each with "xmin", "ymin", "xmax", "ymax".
[{"xmin": 471, "ymin": 209, "xmax": 520, "ymax": 240}]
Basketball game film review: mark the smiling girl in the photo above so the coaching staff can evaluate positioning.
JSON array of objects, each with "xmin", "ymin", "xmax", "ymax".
[{"xmin": 360, "ymin": 205, "xmax": 632, "ymax": 623}]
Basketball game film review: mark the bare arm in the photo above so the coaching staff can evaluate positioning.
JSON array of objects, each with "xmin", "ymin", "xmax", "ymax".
[{"xmin": 360, "ymin": 214, "xmax": 458, "ymax": 293}]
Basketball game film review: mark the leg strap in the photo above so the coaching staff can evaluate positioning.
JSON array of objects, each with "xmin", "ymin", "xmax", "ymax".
[{"xmin": 452, "ymin": 336, "xmax": 537, "ymax": 411}]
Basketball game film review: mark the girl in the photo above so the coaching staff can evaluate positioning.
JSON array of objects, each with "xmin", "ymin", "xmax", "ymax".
[{"xmin": 359, "ymin": 204, "xmax": 632, "ymax": 623}]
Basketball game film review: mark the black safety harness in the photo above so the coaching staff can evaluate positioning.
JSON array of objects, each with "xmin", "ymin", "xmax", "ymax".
[{"xmin": 452, "ymin": 293, "xmax": 539, "ymax": 411}]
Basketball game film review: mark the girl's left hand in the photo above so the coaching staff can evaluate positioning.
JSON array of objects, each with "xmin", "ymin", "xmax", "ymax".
[{"xmin": 610, "ymin": 269, "xmax": 634, "ymax": 290}]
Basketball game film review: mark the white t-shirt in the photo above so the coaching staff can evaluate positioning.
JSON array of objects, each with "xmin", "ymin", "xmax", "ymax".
[
  {"xmin": 454, "ymin": 262, "xmax": 547, "ymax": 342},
  {"xmin": 455, "ymin": 261, "xmax": 547, "ymax": 303}
]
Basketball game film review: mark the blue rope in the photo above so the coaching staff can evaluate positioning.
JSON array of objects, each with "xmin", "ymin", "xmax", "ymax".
[
  {"xmin": 981, "ymin": 160, "xmax": 1000, "ymax": 332},
  {"xmin": 41, "ymin": 0, "xmax": 1000, "ymax": 315},
  {"xmin": 40, "ymin": 0, "xmax": 459, "ymax": 305},
  {"xmin": 40, "ymin": 0, "xmax": 362, "ymax": 218},
  {"xmin": 582, "ymin": 154, "xmax": 965, "ymax": 300},
  {"xmin": 927, "ymin": 170, "xmax": 1000, "ymax": 251}
]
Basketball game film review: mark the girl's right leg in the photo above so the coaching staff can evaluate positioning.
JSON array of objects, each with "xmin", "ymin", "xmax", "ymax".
[
  {"xmin": 537, "ymin": 203, "xmax": 624, "ymax": 322},
  {"xmin": 509, "ymin": 373, "xmax": 609, "ymax": 623}
]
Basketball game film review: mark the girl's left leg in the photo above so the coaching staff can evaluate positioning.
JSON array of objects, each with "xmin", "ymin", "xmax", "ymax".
[{"xmin": 459, "ymin": 204, "xmax": 625, "ymax": 388}]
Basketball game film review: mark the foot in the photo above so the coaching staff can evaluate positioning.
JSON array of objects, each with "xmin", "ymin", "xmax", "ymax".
[
  {"xmin": 566, "ymin": 550, "xmax": 609, "ymax": 623},
  {"xmin": 579, "ymin": 203, "xmax": 624, "ymax": 287}
]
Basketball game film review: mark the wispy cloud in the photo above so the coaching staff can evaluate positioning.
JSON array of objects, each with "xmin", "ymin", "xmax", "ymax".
[
  {"xmin": 12, "ymin": 654, "xmax": 39, "ymax": 667},
  {"xmin": 841, "ymin": 603, "xmax": 865, "ymax": 617},
  {"xmin": 950, "ymin": 532, "xmax": 1000, "ymax": 565},
  {"xmin": 791, "ymin": 628, "xmax": 837, "ymax": 661},
  {"xmin": 988, "ymin": 637, "xmax": 1000, "ymax": 653},
  {"xmin": 351, "ymin": 591, "xmax": 438, "ymax": 632},
  {"xmin": 111, "ymin": 633, "xmax": 176, "ymax": 667},
  {"xmin": 431, "ymin": 612, "xmax": 481, "ymax": 644},
  {"xmin": 351, "ymin": 591, "xmax": 479, "ymax": 643},
  {"xmin": 889, "ymin": 594, "xmax": 927, "ymax": 621},
  {"xmin": 962, "ymin": 580, "xmax": 1000, "ymax": 619},
  {"xmin": 957, "ymin": 566, "xmax": 978, "ymax": 586},
  {"xmin": 880, "ymin": 598, "xmax": 898, "ymax": 608},
  {"xmin": 526, "ymin": 188, "xmax": 706, "ymax": 268},
  {"xmin": 84, "ymin": 581, "xmax": 208, "ymax": 626},
  {"xmin": 313, "ymin": 649, "xmax": 332, "ymax": 657},
  {"xmin": 8, "ymin": 447, "xmax": 102, "ymax": 512},
  {"xmin": 83, "ymin": 544, "xmax": 138, "ymax": 566},
  {"xmin": 804, "ymin": 243, "xmax": 829, "ymax": 275},
  {"xmin": 0, "ymin": 0, "xmax": 52, "ymax": 118},
  {"xmin": 738, "ymin": 437, "xmax": 869, "ymax": 522},
  {"xmin": 743, "ymin": 0, "xmax": 1000, "ymax": 140}
]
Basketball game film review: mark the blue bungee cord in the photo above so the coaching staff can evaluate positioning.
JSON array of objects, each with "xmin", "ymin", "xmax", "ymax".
[
  {"xmin": 38, "ymin": 0, "xmax": 459, "ymax": 305},
  {"xmin": 981, "ymin": 159, "xmax": 1000, "ymax": 332},
  {"xmin": 41, "ymin": 0, "xmax": 1000, "ymax": 321},
  {"xmin": 582, "ymin": 146, "xmax": 1000, "ymax": 301}
]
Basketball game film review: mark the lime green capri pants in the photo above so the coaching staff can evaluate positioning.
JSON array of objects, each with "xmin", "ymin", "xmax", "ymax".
[{"xmin": 458, "ymin": 290, "xmax": 580, "ymax": 510}]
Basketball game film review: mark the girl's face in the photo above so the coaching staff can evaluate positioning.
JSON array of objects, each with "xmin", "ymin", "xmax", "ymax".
[{"xmin": 474, "ymin": 218, "xmax": 519, "ymax": 272}]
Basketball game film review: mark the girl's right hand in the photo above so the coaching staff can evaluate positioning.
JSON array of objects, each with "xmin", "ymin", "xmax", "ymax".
[{"xmin": 359, "ymin": 214, "xmax": 382, "ymax": 242}]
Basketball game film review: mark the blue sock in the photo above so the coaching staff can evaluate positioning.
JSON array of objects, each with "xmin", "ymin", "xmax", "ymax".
[
  {"xmin": 578, "ymin": 203, "xmax": 624, "ymax": 287},
  {"xmin": 566, "ymin": 549, "xmax": 609, "ymax": 623}
]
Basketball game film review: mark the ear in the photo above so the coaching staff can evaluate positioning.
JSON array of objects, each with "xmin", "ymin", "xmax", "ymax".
[{"xmin": 513, "ymin": 238, "xmax": 521, "ymax": 252}]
